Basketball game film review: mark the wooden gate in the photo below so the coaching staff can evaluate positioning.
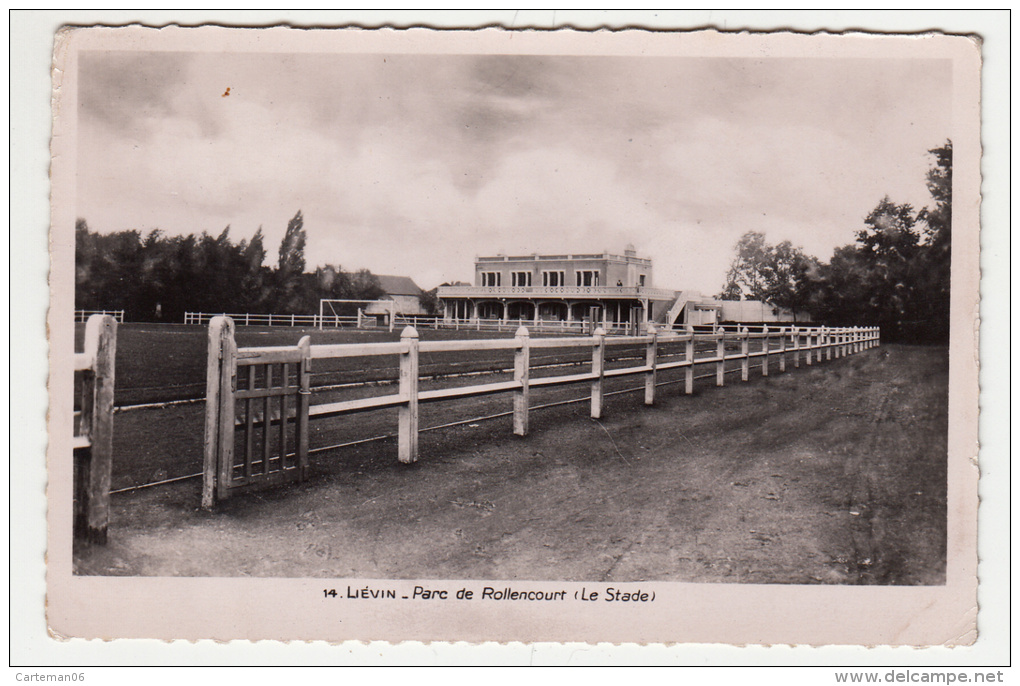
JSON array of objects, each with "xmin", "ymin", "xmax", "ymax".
[{"xmin": 203, "ymin": 316, "xmax": 311, "ymax": 508}]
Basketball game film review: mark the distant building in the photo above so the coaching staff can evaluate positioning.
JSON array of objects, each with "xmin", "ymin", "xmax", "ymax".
[
  {"xmin": 364, "ymin": 275, "xmax": 427, "ymax": 317},
  {"xmin": 667, "ymin": 290, "xmax": 809, "ymax": 327},
  {"xmin": 436, "ymin": 245, "xmax": 676, "ymax": 329},
  {"xmin": 437, "ymin": 246, "xmax": 810, "ymax": 330}
]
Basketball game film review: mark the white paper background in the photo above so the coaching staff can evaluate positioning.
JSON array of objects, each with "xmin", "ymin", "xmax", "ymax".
[{"xmin": 10, "ymin": 9, "xmax": 1010, "ymax": 670}]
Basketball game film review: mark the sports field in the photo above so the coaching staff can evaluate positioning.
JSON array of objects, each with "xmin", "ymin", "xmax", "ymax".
[
  {"xmin": 72, "ymin": 324, "xmax": 948, "ymax": 584},
  {"xmin": 77, "ymin": 323, "xmax": 735, "ymax": 492}
]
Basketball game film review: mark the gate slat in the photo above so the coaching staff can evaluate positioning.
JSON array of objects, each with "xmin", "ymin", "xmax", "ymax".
[
  {"xmin": 263, "ymin": 364, "xmax": 273, "ymax": 476},
  {"xmin": 280, "ymin": 363, "xmax": 290, "ymax": 471},
  {"xmin": 245, "ymin": 365, "xmax": 255, "ymax": 482}
]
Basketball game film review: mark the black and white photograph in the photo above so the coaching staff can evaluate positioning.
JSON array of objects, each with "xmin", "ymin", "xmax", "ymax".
[{"xmin": 40, "ymin": 20, "xmax": 985, "ymax": 649}]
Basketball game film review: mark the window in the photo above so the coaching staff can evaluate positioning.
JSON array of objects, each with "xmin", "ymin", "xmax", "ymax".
[
  {"xmin": 542, "ymin": 270, "xmax": 565, "ymax": 287},
  {"xmin": 480, "ymin": 272, "xmax": 501, "ymax": 287},
  {"xmin": 639, "ymin": 274, "xmax": 646, "ymax": 287},
  {"xmin": 576, "ymin": 270, "xmax": 600, "ymax": 287},
  {"xmin": 511, "ymin": 271, "xmax": 532, "ymax": 287}
]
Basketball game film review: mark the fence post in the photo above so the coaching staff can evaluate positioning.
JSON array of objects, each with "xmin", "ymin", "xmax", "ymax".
[
  {"xmin": 793, "ymin": 328, "xmax": 801, "ymax": 368},
  {"xmin": 778, "ymin": 327, "xmax": 787, "ymax": 372},
  {"xmin": 591, "ymin": 327, "xmax": 606, "ymax": 419},
  {"xmin": 202, "ymin": 316, "xmax": 234, "ymax": 508},
  {"xmin": 716, "ymin": 327, "xmax": 726, "ymax": 387},
  {"xmin": 215, "ymin": 318, "xmax": 237, "ymax": 502},
  {"xmin": 645, "ymin": 322, "xmax": 658, "ymax": 405},
  {"xmin": 817, "ymin": 327, "xmax": 824, "ymax": 363},
  {"xmin": 684, "ymin": 325, "xmax": 695, "ymax": 395},
  {"xmin": 513, "ymin": 326, "xmax": 530, "ymax": 436},
  {"xmin": 740, "ymin": 327, "xmax": 750, "ymax": 381},
  {"xmin": 805, "ymin": 328, "xmax": 813, "ymax": 366},
  {"xmin": 398, "ymin": 326, "xmax": 420, "ymax": 463},
  {"xmin": 75, "ymin": 315, "xmax": 117, "ymax": 544},
  {"xmin": 762, "ymin": 325, "xmax": 770, "ymax": 377},
  {"xmin": 297, "ymin": 335, "xmax": 312, "ymax": 480}
]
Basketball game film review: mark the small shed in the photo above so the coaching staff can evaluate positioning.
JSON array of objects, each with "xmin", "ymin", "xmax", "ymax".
[{"xmin": 365, "ymin": 275, "xmax": 426, "ymax": 316}]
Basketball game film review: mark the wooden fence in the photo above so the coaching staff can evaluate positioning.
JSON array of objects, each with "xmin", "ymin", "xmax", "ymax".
[
  {"xmin": 75, "ymin": 309, "xmax": 124, "ymax": 323},
  {"xmin": 203, "ymin": 317, "xmax": 879, "ymax": 506},
  {"xmin": 185, "ymin": 311, "xmax": 391, "ymax": 329},
  {"xmin": 73, "ymin": 314, "xmax": 118, "ymax": 543},
  {"xmin": 189, "ymin": 311, "xmax": 671, "ymax": 335}
]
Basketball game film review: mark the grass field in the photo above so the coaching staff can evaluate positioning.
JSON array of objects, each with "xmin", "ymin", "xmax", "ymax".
[
  {"xmin": 79, "ymin": 323, "xmax": 735, "ymax": 490},
  {"xmin": 72, "ymin": 324, "xmax": 948, "ymax": 584}
]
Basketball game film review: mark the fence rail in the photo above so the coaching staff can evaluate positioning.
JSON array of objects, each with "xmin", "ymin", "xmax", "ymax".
[
  {"xmin": 203, "ymin": 318, "xmax": 879, "ymax": 505},
  {"xmin": 395, "ymin": 315, "xmax": 654, "ymax": 335},
  {"xmin": 185, "ymin": 311, "xmax": 366, "ymax": 328},
  {"xmin": 398, "ymin": 315, "xmax": 815, "ymax": 336},
  {"xmin": 73, "ymin": 314, "xmax": 118, "ymax": 543},
  {"xmin": 186, "ymin": 311, "xmax": 789, "ymax": 337},
  {"xmin": 75, "ymin": 309, "xmax": 124, "ymax": 323}
]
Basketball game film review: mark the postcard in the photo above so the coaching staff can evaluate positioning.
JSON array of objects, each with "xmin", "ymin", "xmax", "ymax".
[{"xmin": 47, "ymin": 24, "xmax": 981, "ymax": 646}]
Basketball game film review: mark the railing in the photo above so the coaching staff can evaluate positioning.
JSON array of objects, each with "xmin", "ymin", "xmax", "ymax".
[
  {"xmin": 475, "ymin": 253, "xmax": 653, "ymax": 267},
  {"xmin": 437, "ymin": 285, "xmax": 677, "ymax": 299},
  {"xmin": 75, "ymin": 309, "xmax": 124, "ymax": 323},
  {"xmin": 395, "ymin": 314, "xmax": 643, "ymax": 335},
  {"xmin": 185, "ymin": 312, "xmax": 369, "ymax": 328},
  {"xmin": 73, "ymin": 314, "xmax": 118, "ymax": 544},
  {"xmin": 202, "ymin": 319, "xmax": 879, "ymax": 503}
]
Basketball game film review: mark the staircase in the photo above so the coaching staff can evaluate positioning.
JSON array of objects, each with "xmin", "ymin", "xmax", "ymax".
[{"xmin": 656, "ymin": 291, "xmax": 690, "ymax": 330}]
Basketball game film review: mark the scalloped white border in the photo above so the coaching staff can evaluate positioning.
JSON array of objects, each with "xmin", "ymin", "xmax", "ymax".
[{"xmin": 13, "ymin": 10, "xmax": 1008, "ymax": 667}]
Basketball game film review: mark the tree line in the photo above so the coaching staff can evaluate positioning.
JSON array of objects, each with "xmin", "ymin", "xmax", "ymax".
[
  {"xmin": 75, "ymin": 210, "xmax": 385, "ymax": 322},
  {"xmin": 718, "ymin": 141, "xmax": 952, "ymax": 344}
]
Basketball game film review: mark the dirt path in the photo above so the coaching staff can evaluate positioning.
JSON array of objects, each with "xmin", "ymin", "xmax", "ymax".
[{"xmin": 74, "ymin": 344, "xmax": 948, "ymax": 584}]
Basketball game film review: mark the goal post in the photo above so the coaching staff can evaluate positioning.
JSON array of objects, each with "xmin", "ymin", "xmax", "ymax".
[{"xmin": 318, "ymin": 299, "xmax": 397, "ymax": 331}]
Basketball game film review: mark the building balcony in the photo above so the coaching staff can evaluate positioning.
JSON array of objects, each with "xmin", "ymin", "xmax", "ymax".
[{"xmin": 437, "ymin": 285, "xmax": 677, "ymax": 301}]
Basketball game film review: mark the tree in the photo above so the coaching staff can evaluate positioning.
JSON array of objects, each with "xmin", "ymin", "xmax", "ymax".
[
  {"xmin": 800, "ymin": 141, "xmax": 953, "ymax": 343},
  {"xmin": 277, "ymin": 210, "xmax": 306, "ymax": 276},
  {"xmin": 74, "ymin": 211, "xmax": 395, "ymax": 321},
  {"xmin": 273, "ymin": 210, "xmax": 307, "ymax": 314},
  {"xmin": 238, "ymin": 228, "xmax": 271, "ymax": 313},
  {"xmin": 719, "ymin": 231, "xmax": 771, "ymax": 300},
  {"xmin": 419, "ymin": 287, "xmax": 440, "ymax": 316},
  {"xmin": 718, "ymin": 231, "xmax": 813, "ymax": 319},
  {"xmin": 916, "ymin": 141, "xmax": 952, "ymax": 342}
]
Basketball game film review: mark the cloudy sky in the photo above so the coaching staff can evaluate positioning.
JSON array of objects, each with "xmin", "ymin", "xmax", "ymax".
[{"xmin": 76, "ymin": 48, "xmax": 951, "ymax": 294}]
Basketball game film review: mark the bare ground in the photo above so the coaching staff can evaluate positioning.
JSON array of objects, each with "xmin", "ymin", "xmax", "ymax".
[{"xmin": 74, "ymin": 344, "xmax": 947, "ymax": 585}]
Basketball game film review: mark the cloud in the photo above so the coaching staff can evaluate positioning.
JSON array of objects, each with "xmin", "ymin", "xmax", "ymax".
[
  {"xmin": 78, "ymin": 51, "xmax": 192, "ymax": 138},
  {"xmin": 74, "ymin": 50, "xmax": 952, "ymax": 293}
]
